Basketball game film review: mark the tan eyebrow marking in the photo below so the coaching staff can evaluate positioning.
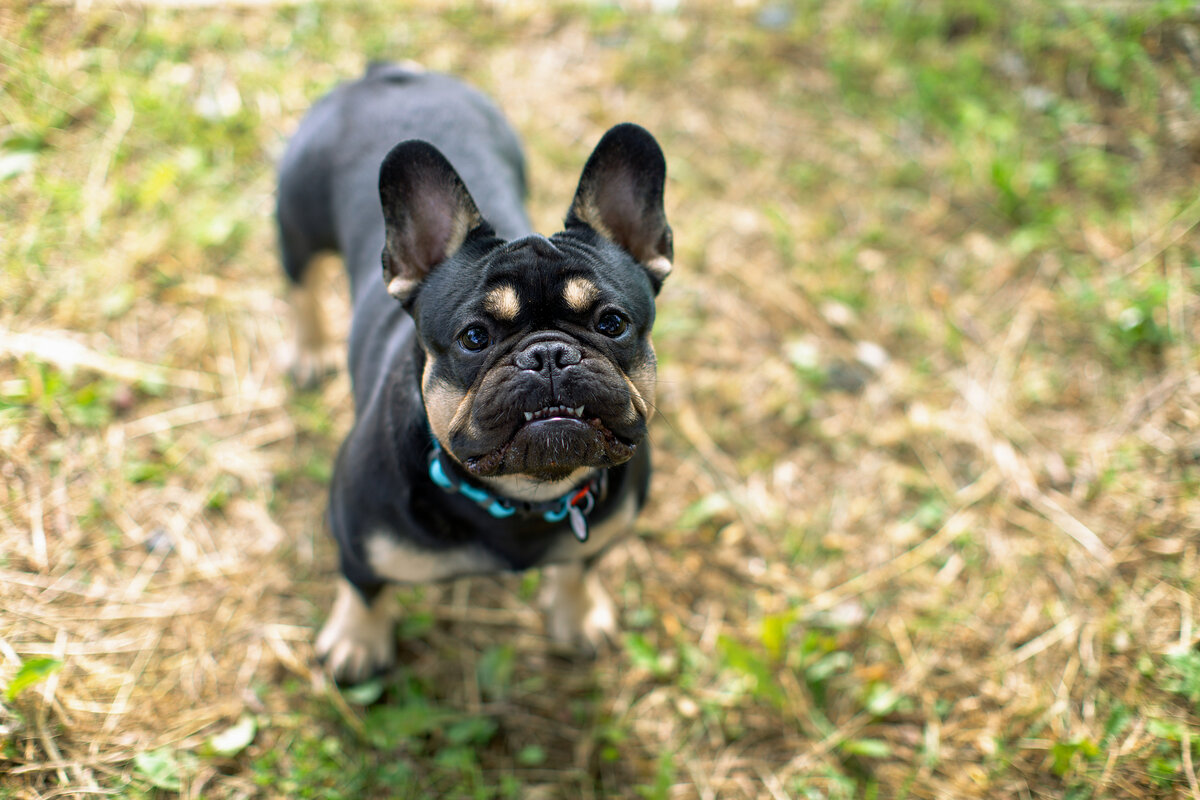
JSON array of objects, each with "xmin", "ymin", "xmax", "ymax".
[
  {"xmin": 563, "ymin": 277, "xmax": 600, "ymax": 313},
  {"xmin": 484, "ymin": 285, "xmax": 521, "ymax": 321}
]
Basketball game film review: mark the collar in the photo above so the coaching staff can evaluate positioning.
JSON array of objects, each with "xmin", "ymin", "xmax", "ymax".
[{"xmin": 426, "ymin": 440, "xmax": 606, "ymax": 543}]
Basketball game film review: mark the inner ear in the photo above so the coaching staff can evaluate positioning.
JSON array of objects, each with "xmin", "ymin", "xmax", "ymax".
[
  {"xmin": 379, "ymin": 140, "xmax": 486, "ymax": 302},
  {"xmin": 566, "ymin": 123, "xmax": 673, "ymax": 287}
]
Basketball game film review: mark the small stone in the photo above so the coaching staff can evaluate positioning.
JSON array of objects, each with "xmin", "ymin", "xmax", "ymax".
[{"xmin": 855, "ymin": 340, "xmax": 889, "ymax": 371}]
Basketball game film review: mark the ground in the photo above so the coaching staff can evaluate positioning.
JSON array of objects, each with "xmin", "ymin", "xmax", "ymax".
[{"xmin": 2, "ymin": 2, "xmax": 1199, "ymax": 798}]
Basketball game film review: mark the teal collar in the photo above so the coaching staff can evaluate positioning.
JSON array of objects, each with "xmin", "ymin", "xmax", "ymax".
[{"xmin": 427, "ymin": 441, "xmax": 603, "ymax": 542}]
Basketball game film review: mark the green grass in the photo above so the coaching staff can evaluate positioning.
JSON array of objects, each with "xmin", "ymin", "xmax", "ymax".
[{"xmin": 2, "ymin": 1, "xmax": 1199, "ymax": 798}]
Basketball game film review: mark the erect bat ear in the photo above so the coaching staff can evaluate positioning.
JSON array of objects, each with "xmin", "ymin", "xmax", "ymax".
[
  {"xmin": 566, "ymin": 123, "xmax": 673, "ymax": 290},
  {"xmin": 379, "ymin": 140, "xmax": 487, "ymax": 303}
]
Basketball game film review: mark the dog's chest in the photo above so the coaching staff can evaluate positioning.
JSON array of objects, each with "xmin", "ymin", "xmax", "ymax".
[{"xmin": 363, "ymin": 489, "xmax": 636, "ymax": 584}]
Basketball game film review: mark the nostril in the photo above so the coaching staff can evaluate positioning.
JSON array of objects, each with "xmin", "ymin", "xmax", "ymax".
[
  {"xmin": 553, "ymin": 343, "xmax": 582, "ymax": 368},
  {"xmin": 515, "ymin": 341, "xmax": 582, "ymax": 372},
  {"xmin": 514, "ymin": 346, "xmax": 545, "ymax": 371}
]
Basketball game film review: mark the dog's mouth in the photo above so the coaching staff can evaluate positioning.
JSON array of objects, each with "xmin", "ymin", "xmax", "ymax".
[
  {"xmin": 463, "ymin": 404, "xmax": 637, "ymax": 479},
  {"xmin": 522, "ymin": 405, "xmax": 586, "ymax": 423}
]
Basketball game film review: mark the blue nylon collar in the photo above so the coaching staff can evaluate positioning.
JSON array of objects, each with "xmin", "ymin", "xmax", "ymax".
[{"xmin": 426, "ymin": 440, "xmax": 602, "ymax": 541}]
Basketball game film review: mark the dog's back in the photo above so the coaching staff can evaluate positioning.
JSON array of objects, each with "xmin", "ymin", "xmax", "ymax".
[
  {"xmin": 276, "ymin": 63, "xmax": 534, "ymax": 396},
  {"xmin": 276, "ymin": 64, "xmax": 531, "ymax": 300}
]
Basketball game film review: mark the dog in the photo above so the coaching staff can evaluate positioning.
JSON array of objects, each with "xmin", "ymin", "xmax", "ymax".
[{"xmin": 275, "ymin": 63, "xmax": 672, "ymax": 683}]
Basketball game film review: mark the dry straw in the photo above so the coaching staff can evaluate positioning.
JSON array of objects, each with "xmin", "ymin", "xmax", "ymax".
[{"xmin": 3, "ymin": 3, "xmax": 1199, "ymax": 798}]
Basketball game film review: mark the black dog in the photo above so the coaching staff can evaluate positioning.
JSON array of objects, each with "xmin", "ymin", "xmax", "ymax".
[{"xmin": 276, "ymin": 63, "xmax": 672, "ymax": 683}]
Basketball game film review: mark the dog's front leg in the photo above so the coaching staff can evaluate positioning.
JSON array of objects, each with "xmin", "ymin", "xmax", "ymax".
[
  {"xmin": 315, "ymin": 578, "xmax": 396, "ymax": 684},
  {"xmin": 540, "ymin": 561, "xmax": 618, "ymax": 656}
]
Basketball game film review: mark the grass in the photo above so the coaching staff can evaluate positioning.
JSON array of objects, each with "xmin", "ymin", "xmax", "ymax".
[{"xmin": 2, "ymin": 0, "xmax": 1199, "ymax": 797}]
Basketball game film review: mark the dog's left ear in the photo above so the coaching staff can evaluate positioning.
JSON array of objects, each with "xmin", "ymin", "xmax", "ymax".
[
  {"xmin": 379, "ymin": 140, "xmax": 486, "ymax": 303},
  {"xmin": 566, "ymin": 123, "xmax": 673, "ymax": 289}
]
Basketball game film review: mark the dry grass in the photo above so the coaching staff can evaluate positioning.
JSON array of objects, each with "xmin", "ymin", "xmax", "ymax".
[{"xmin": 2, "ymin": 1, "xmax": 1199, "ymax": 798}]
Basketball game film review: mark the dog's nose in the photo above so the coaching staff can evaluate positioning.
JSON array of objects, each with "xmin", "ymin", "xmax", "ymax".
[{"xmin": 515, "ymin": 340, "xmax": 583, "ymax": 372}]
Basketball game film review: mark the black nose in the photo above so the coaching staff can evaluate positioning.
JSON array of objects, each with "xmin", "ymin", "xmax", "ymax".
[{"xmin": 515, "ymin": 340, "xmax": 583, "ymax": 372}]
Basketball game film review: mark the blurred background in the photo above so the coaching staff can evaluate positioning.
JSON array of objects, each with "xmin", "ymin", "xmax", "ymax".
[{"xmin": 1, "ymin": 1, "xmax": 1198, "ymax": 798}]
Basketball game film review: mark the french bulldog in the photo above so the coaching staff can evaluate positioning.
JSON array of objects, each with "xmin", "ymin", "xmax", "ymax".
[{"xmin": 275, "ymin": 63, "xmax": 672, "ymax": 683}]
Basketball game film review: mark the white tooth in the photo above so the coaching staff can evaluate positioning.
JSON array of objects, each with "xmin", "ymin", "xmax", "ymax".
[
  {"xmin": 575, "ymin": 406, "xmax": 584, "ymax": 416},
  {"xmin": 524, "ymin": 412, "xmax": 532, "ymax": 421}
]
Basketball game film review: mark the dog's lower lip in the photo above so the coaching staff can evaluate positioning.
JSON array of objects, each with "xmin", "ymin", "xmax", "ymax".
[{"xmin": 462, "ymin": 416, "xmax": 636, "ymax": 477}]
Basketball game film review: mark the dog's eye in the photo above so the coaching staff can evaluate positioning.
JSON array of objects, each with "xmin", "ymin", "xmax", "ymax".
[
  {"xmin": 595, "ymin": 312, "xmax": 628, "ymax": 338},
  {"xmin": 458, "ymin": 326, "xmax": 491, "ymax": 352}
]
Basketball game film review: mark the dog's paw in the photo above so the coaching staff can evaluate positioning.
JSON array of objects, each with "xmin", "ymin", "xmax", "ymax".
[
  {"xmin": 287, "ymin": 342, "xmax": 340, "ymax": 390},
  {"xmin": 315, "ymin": 580, "xmax": 396, "ymax": 684},
  {"xmin": 540, "ymin": 563, "xmax": 618, "ymax": 657}
]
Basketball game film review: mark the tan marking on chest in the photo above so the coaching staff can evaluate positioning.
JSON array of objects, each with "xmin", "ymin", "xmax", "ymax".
[
  {"xmin": 563, "ymin": 277, "xmax": 600, "ymax": 313},
  {"xmin": 483, "ymin": 469, "xmax": 592, "ymax": 503},
  {"xmin": 366, "ymin": 531, "xmax": 499, "ymax": 584},
  {"xmin": 484, "ymin": 284, "xmax": 521, "ymax": 321}
]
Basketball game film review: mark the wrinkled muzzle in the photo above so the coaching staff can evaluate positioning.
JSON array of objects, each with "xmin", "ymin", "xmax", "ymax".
[{"xmin": 449, "ymin": 333, "xmax": 646, "ymax": 480}]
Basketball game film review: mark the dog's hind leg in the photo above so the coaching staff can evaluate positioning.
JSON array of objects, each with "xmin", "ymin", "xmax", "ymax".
[
  {"xmin": 283, "ymin": 250, "xmax": 341, "ymax": 389},
  {"xmin": 277, "ymin": 186, "xmax": 341, "ymax": 388}
]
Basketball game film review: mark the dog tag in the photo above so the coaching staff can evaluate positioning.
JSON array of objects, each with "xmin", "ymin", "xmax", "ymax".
[{"xmin": 567, "ymin": 505, "xmax": 589, "ymax": 543}]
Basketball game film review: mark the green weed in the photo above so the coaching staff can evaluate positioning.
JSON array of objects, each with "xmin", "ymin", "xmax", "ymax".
[{"xmin": 3, "ymin": 658, "xmax": 62, "ymax": 702}]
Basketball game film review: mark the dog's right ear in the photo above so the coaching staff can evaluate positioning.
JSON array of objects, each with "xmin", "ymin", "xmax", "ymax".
[{"xmin": 379, "ymin": 141, "xmax": 485, "ymax": 303}]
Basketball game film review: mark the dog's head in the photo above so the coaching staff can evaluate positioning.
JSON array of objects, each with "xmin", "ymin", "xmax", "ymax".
[{"xmin": 379, "ymin": 124, "xmax": 671, "ymax": 482}]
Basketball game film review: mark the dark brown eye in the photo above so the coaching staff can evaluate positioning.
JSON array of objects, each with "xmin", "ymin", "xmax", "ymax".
[
  {"xmin": 458, "ymin": 326, "xmax": 490, "ymax": 352},
  {"xmin": 595, "ymin": 311, "xmax": 628, "ymax": 338}
]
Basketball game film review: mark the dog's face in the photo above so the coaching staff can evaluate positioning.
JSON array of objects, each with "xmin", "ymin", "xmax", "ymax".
[{"xmin": 378, "ymin": 124, "xmax": 672, "ymax": 481}]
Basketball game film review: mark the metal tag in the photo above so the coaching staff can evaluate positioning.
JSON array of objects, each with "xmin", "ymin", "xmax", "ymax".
[{"xmin": 568, "ymin": 505, "xmax": 589, "ymax": 543}]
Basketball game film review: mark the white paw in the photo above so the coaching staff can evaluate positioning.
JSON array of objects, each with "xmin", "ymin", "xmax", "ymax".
[
  {"xmin": 315, "ymin": 580, "xmax": 395, "ymax": 684},
  {"xmin": 541, "ymin": 564, "xmax": 618, "ymax": 656}
]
